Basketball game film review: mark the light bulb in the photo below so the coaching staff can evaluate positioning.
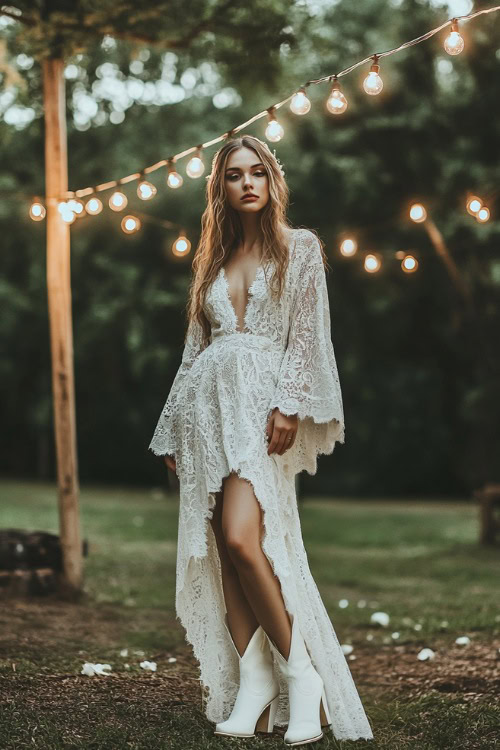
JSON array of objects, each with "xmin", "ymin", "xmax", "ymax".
[
  {"xmin": 167, "ymin": 162, "xmax": 183, "ymax": 189},
  {"xmin": 121, "ymin": 215, "xmax": 141, "ymax": 233},
  {"xmin": 172, "ymin": 232, "xmax": 192, "ymax": 257},
  {"xmin": 476, "ymin": 207, "xmax": 490, "ymax": 223},
  {"xmin": 29, "ymin": 199, "xmax": 46, "ymax": 221},
  {"xmin": 363, "ymin": 59, "xmax": 383, "ymax": 95},
  {"xmin": 401, "ymin": 254, "xmax": 418, "ymax": 273},
  {"xmin": 58, "ymin": 202, "xmax": 76, "ymax": 224},
  {"xmin": 364, "ymin": 253, "xmax": 381, "ymax": 273},
  {"xmin": 85, "ymin": 197, "xmax": 103, "ymax": 215},
  {"xmin": 444, "ymin": 20, "xmax": 464, "ymax": 55},
  {"xmin": 326, "ymin": 79, "xmax": 348, "ymax": 114},
  {"xmin": 186, "ymin": 149, "xmax": 205, "ymax": 178},
  {"xmin": 466, "ymin": 196, "xmax": 482, "ymax": 216},
  {"xmin": 137, "ymin": 179, "xmax": 157, "ymax": 200},
  {"xmin": 340, "ymin": 238, "xmax": 357, "ymax": 256},
  {"xmin": 409, "ymin": 203, "xmax": 427, "ymax": 223},
  {"xmin": 67, "ymin": 198, "xmax": 85, "ymax": 215},
  {"xmin": 109, "ymin": 191, "xmax": 128, "ymax": 211},
  {"xmin": 265, "ymin": 110, "xmax": 284, "ymax": 142},
  {"xmin": 290, "ymin": 88, "xmax": 311, "ymax": 115}
]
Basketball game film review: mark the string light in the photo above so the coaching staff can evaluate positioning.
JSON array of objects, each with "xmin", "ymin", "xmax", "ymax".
[
  {"xmin": 58, "ymin": 201, "xmax": 76, "ymax": 223},
  {"xmin": 401, "ymin": 254, "xmax": 419, "ymax": 273},
  {"xmin": 109, "ymin": 190, "xmax": 128, "ymax": 211},
  {"xmin": 29, "ymin": 198, "xmax": 46, "ymax": 221},
  {"xmin": 476, "ymin": 206, "xmax": 490, "ymax": 223},
  {"xmin": 85, "ymin": 196, "xmax": 103, "ymax": 215},
  {"xmin": 172, "ymin": 230, "xmax": 192, "ymax": 257},
  {"xmin": 364, "ymin": 253, "xmax": 382, "ymax": 273},
  {"xmin": 51, "ymin": 6, "xmax": 499, "ymax": 205},
  {"xmin": 326, "ymin": 76, "xmax": 348, "ymax": 115},
  {"xmin": 444, "ymin": 19, "xmax": 464, "ymax": 55},
  {"xmin": 409, "ymin": 203, "xmax": 427, "ymax": 223},
  {"xmin": 340, "ymin": 237, "xmax": 357, "ymax": 256},
  {"xmin": 265, "ymin": 107, "xmax": 284, "ymax": 142},
  {"xmin": 363, "ymin": 56, "xmax": 383, "ymax": 96},
  {"xmin": 166, "ymin": 159, "xmax": 183, "ymax": 189},
  {"xmin": 121, "ymin": 215, "xmax": 141, "ymax": 233},
  {"xmin": 186, "ymin": 147, "xmax": 205, "ymax": 178},
  {"xmin": 290, "ymin": 87, "xmax": 311, "ymax": 115},
  {"xmin": 137, "ymin": 176, "xmax": 157, "ymax": 200},
  {"xmin": 67, "ymin": 198, "xmax": 85, "ymax": 216}
]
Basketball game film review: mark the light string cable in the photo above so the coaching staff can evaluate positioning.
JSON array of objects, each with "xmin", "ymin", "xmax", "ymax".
[{"xmin": 56, "ymin": 4, "xmax": 500, "ymax": 203}]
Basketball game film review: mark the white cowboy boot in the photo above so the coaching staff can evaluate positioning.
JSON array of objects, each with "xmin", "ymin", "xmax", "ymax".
[
  {"xmin": 214, "ymin": 614, "xmax": 280, "ymax": 738},
  {"xmin": 266, "ymin": 613, "xmax": 332, "ymax": 746}
]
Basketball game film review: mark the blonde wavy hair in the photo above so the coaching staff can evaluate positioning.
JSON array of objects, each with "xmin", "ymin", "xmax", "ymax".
[{"xmin": 185, "ymin": 134, "xmax": 326, "ymax": 348}]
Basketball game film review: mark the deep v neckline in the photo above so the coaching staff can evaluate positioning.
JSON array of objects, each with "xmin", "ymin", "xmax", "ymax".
[{"xmin": 219, "ymin": 264, "xmax": 264, "ymax": 334}]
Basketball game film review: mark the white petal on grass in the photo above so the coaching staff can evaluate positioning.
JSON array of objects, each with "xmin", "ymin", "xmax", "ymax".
[
  {"xmin": 357, "ymin": 600, "xmax": 367, "ymax": 608},
  {"xmin": 168, "ymin": 657, "xmax": 177, "ymax": 663},
  {"xmin": 341, "ymin": 644, "xmax": 354, "ymax": 655},
  {"xmin": 338, "ymin": 599, "xmax": 349, "ymax": 609},
  {"xmin": 366, "ymin": 633, "xmax": 374, "ymax": 641},
  {"xmin": 133, "ymin": 650, "xmax": 145, "ymax": 656},
  {"xmin": 140, "ymin": 660, "xmax": 157, "ymax": 671},
  {"xmin": 413, "ymin": 623, "xmax": 423, "ymax": 631},
  {"xmin": 417, "ymin": 648, "xmax": 436, "ymax": 661},
  {"xmin": 455, "ymin": 636, "xmax": 471, "ymax": 646},
  {"xmin": 81, "ymin": 662, "xmax": 112, "ymax": 676},
  {"xmin": 370, "ymin": 611, "xmax": 390, "ymax": 627},
  {"xmin": 391, "ymin": 632, "xmax": 400, "ymax": 639},
  {"xmin": 120, "ymin": 648, "xmax": 128, "ymax": 657}
]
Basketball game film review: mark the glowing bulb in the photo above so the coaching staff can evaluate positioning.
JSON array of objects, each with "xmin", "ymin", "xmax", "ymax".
[
  {"xmin": 290, "ymin": 88, "xmax": 311, "ymax": 115},
  {"xmin": 172, "ymin": 232, "xmax": 192, "ymax": 257},
  {"xmin": 409, "ymin": 203, "xmax": 427, "ymax": 223},
  {"xmin": 363, "ymin": 59, "xmax": 383, "ymax": 96},
  {"xmin": 476, "ymin": 207, "xmax": 490, "ymax": 223},
  {"xmin": 444, "ymin": 20, "xmax": 464, "ymax": 55},
  {"xmin": 109, "ymin": 191, "xmax": 128, "ymax": 211},
  {"xmin": 326, "ymin": 79, "xmax": 348, "ymax": 115},
  {"xmin": 340, "ymin": 238, "xmax": 357, "ymax": 256},
  {"xmin": 58, "ymin": 202, "xmax": 76, "ymax": 224},
  {"xmin": 364, "ymin": 253, "xmax": 381, "ymax": 273},
  {"xmin": 186, "ymin": 149, "xmax": 205, "ymax": 178},
  {"xmin": 67, "ymin": 198, "xmax": 85, "ymax": 215},
  {"xmin": 265, "ymin": 110, "xmax": 284, "ymax": 142},
  {"xmin": 29, "ymin": 199, "xmax": 46, "ymax": 221},
  {"xmin": 121, "ymin": 215, "xmax": 141, "ymax": 234},
  {"xmin": 85, "ymin": 197, "xmax": 103, "ymax": 215},
  {"xmin": 466, "ymin": 196, "xmax": 482, "ymax": 216},
  {"xmin": 167, "ymin": 161, "xmax": 183, "ymax": 189},
  {"xmin": 137, "ymin": 180, "xmax": 157, "ymax": 200},
  {"xmin": 401, "ymin": 254, "xmax": 418, "ymax": 273}
]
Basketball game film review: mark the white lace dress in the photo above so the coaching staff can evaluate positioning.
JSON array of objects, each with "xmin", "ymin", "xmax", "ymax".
[{"xmin": 149, "ymin": 227, "xmax": 374, "ymax": 741}]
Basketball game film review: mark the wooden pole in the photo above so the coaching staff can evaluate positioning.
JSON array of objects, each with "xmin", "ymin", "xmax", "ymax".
[{"xmin": 42, "ymin": 57, "xmax": 82, "ymax": 596}]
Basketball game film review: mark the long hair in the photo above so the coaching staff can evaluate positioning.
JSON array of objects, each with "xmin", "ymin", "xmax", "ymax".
[{"xmin": 185, "ymin": 135, "xmax": 295, "ymax": 348}]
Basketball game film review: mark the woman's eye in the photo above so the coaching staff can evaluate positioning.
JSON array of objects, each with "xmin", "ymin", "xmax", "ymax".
[{"xmin": 227, "ymin": 171, "xmax": 266, "ymax": 180}]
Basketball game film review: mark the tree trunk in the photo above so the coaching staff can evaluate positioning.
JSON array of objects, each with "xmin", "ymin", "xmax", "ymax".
[{"xmin": 42, "ymin": 57, "xmax": 82, "ymax": 597}]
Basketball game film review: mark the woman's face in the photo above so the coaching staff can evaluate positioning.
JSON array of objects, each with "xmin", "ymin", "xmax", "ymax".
[{"xmin": 224, "ymin": 147, "xmax": 270, "ymax": 214}]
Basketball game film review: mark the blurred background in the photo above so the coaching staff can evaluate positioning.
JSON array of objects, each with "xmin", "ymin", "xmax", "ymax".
[{"xmin": 1, "ymin": 0, "xmax": 499, "ymax": 498}]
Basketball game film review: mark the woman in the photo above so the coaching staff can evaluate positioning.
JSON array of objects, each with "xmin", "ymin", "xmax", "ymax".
[{"xmin": 149, "ymin": 134, "xmax": 374, "ymax": 744}]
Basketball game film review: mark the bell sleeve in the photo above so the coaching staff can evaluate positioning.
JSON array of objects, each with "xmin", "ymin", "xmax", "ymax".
[
  {"xmin": 267, "ymin": 230, "xmax": 345, "ymax": 476},
  {"xmin": 148, "ymin": 317, "xmax": 205, "ymax": 457}
]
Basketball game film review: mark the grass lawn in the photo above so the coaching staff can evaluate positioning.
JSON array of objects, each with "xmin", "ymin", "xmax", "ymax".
[{"xmin": 0, "ymin": 479, "xmax": 499, "ymax": 749}]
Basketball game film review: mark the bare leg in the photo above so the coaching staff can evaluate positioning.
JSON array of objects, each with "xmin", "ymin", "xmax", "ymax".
[
  {"xmin": 209, "ymin": 487, "xmax": 259, "ymax": 657},
  {"xmin": 220, "ymin": 472, "xmax": 292, "ymax": 660}
]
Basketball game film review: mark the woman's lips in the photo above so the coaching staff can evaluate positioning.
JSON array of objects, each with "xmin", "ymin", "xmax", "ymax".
[{"xmin": 241, "ymin": 195, "xmax": 258, "ymax": 201}]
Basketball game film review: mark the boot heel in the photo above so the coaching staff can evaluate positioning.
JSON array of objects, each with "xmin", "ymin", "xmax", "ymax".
[
  {"xmin": 255, "ymin": 694, "xmax": 279, "ymax": 734},
  {"xmin": 319, "ymin": 687, "xmax": 331, "ymax": 727}
]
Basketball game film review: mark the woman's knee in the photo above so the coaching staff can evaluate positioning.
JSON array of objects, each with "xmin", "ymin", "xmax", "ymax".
[{"xmin": 223, "ymin": 529, "xmax": 259, "ymax": 567}]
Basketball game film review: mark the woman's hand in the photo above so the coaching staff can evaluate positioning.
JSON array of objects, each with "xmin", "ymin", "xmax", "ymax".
[
  {"xmin": 266, "ymin": 407, "xmax": 298, "ymax": 456},
  {"xmin": 164, "ymin": 454, "xmax": 177, "ymax": 474}
]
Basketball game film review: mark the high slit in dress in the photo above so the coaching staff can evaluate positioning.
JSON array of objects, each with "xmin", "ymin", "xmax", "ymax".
[{"xmin": 149, "ymin": 227, "xmax": 374, "ymax": 741}]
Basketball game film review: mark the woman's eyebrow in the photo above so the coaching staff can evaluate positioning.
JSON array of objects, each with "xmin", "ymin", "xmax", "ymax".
[{"xmin": 225, "ymin": 163, "xmax": 265, "ymax": 172}]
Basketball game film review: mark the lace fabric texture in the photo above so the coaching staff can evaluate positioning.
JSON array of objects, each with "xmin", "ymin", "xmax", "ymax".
[{"xmin": 149, "ymin": 228, "xmax": 374, "ymax": 741}]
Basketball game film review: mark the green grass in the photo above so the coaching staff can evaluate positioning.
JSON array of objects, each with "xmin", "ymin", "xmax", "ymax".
[{"xmin": 0, "ymin": 479, "xmax": 499, "ymax": 750}]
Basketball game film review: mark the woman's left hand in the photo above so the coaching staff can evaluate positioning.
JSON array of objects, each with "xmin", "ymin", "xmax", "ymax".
[{"xmin": 266, "ymin": 407, "xmax": 298, "ymax": 455}]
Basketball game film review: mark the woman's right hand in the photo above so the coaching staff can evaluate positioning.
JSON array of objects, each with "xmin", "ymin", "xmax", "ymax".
[{"xmin": 164, "ymin": 454, "xmax": 177, "ymax": 474}]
